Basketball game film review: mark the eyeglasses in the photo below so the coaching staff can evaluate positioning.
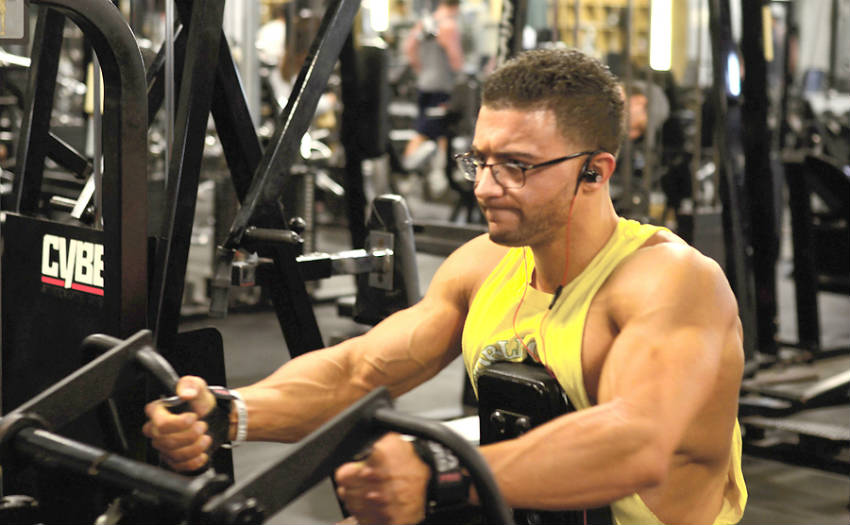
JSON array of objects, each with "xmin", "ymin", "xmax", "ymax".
[{"xmin": 453, "ymin": 150, "xmax": 597, "ymax": 189}]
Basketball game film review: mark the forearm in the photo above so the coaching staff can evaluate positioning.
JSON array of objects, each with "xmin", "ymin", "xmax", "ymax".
[
  {"xmin": 232, "ymin": 344, "xmax": 370, "ymax": 443},
  {"xmin": 228, "ymin": 307, "xmax": 461, "ymax": 443},
  {"xmin": 477, "ymin": 399, "xmax": 666, "ymax": 510}
]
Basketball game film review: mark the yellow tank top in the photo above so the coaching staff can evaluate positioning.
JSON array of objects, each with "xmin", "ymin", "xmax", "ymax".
[{"xmin": 462, "ymin": 218, "xmax": 747, "ymax": 524}]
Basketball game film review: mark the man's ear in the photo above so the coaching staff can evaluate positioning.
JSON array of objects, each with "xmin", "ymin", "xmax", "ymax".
[{"xmin": 586, "ymin": 152, "xmax": 617, "ymax": 186}]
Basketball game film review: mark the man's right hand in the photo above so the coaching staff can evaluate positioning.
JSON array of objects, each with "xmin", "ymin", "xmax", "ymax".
[{"xmin": 143, "ymin": 376, "xmax": 217, "ymax": 472}]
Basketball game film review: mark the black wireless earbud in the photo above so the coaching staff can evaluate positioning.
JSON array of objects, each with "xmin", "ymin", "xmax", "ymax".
[
  {"xmin": 572, "ymin": 151, "xmax": 602, "ymax": 195},
  {"xmin": 582, "ymin": 169, "xmax": 600, "ymax": 183}
]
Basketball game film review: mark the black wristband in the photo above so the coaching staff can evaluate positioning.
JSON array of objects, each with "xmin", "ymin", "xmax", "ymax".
[
  {"xmin": 161, "ymin": 387, "xmax": 236, "ymax": 472},
  {"xmin": 411, "ymin": 438, "xmax": 471, "ymax": 514},
  {"xmin": 203, "ymin": 392, "xmax": 234, "ymax": 453}
]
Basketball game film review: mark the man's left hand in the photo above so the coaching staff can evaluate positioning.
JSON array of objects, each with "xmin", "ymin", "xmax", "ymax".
[{"xmin": 335, "ymin": 433, "xmax": 431, "ymax": 525}]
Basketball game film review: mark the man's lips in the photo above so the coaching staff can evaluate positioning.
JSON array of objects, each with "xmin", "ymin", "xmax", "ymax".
[{"xmin": 481, "ymin": 206, "xmax": 518, "ymax": 220}]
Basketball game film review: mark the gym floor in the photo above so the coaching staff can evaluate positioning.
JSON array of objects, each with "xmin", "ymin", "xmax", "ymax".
[{"xmin": 180, "ymin": 196, "xmax": 850, "ymax": 525}]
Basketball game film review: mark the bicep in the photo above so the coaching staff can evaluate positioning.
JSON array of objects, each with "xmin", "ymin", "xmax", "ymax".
[
  {"xmin": 346, "ymin": 294, "xmax": 465, "ymax": 398},
  {"xmin": 597, "ymin": 253, "xmax": 738, "ymax": 450},
  {"xmin": 342, "ymin": 240, "xmax": 488, "ymax": 397}
]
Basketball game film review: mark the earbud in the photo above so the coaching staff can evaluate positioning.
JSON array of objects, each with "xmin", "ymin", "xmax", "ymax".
[{"xmin": 582, "ymin": 169, "xmax": 600, "ymax": 183}]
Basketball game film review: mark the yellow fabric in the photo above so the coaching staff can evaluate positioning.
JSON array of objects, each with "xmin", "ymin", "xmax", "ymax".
[{"xmin": 462, "ymin": 217, "xmax": 747, "ymax": 525}]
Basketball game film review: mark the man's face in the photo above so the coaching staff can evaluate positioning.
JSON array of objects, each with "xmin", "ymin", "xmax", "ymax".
[
  {"xmin": 471, "ymin": 106, "xmax": 582, "ymax": 247},
  {"xmin": 628, "ymin": 93, "xmax": 648, "ymax": 139}
]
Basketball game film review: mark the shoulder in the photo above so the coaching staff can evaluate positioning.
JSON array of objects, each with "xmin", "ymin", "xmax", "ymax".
[
  {"xmin": 427, "ymin": 234, "xmax": 509, "ymax": 305},
  {"xmin": 623, "ymin": 228, "xmax": 719, "ymax": 278},
  {"xmin": 606, "ymin": 233, "xmax": 738, "ymax": 326}
]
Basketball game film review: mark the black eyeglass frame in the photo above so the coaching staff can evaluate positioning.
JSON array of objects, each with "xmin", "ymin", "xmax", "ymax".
[{"xmin": 453, "ymin": 150, "xmax": 598, "ymax": 188}]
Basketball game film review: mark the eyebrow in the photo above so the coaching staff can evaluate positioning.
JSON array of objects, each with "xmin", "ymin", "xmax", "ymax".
[{"xmin": 469, "ymin": 147, "xmax": 537, "ymax": 162}]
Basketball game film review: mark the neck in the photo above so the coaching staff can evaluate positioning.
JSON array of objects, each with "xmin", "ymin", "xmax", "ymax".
[{"xmin": 530, "ymin": 197, "xmax": 618, "ymax": 293}]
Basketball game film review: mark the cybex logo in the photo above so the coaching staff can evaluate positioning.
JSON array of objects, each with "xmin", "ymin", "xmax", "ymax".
[{"xmin": 41, "ymin": 234, "xmax": 104, "ymax": 296}]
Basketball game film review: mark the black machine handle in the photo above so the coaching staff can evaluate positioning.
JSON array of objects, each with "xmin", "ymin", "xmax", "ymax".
[
  {"xmin": 0, "ymin": 331, "xmax": 514, "ymax": 524},
  {"xmin": 9, "ymin": 425, "xmax": 229, "ymax": 512},
  {"xmin": 201, "ymin": 388, "xmax": 516, "ymax": 524},
  {"xmin": 372, "ymin": 407, "xmax": 515, "ymax": 525}
]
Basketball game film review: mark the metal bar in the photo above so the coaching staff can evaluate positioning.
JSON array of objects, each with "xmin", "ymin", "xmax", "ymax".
[
  {"xmin": 146, "ymin": 24, "xmax": 187, "ymax": 126},
  {"xmin": 741, "ymin": 0, "xmax": 779, "ymax": 357},
  {"xmin": 201, "ymin": 388, "xmax": 393, "ymax": 524},
  {"xmin": 620, "ymin": 0, "xmax": 634, "ymax": 212},
  {"xmin": 33, "ymin": 0, "xmax": 149, "ymax": 338},
  {"xmin": 296, "ymin": 249, "xmax": 392, "ymax": 281},
  {"xmin": 165, "ymin": 0, "xmax": 175, "ymax": 186},
  {"xmin": 783, "ymin": 157, "xmax": 820, "ymax": 351},
  {"xmin": 93, "ymin": 53, "xmax": 103, "ymax": 226},
  {"xmin": 151, "ymin": 0, "xmax": 226, "ymax": 350},
  {"xmin": 338, "ymin": 34, "xmax": 368, "ymax": 249},
  {"xmin": 244, "ymin": 226, "xmax": 302, "ymax": 245},
  {"xmin": 778, "ymin": 1, "xmax": 794, "ymax": 151},
  {"xmin": 46, "ymin": 132, "xmax": 93, "ymax": 178},
  {"xmin": 240, "ymin": 1, "xmax": 261, "ymax": 123},
  {"xmin": 263, "ymin": 243, "xmax": 325, "ymax": 358},
  {"xmin": 70, "ymin": 174, "xmax": 95, "ymax": 219},
  {"xmin": 239, "ymin": 225, "xmax": 326, "ymax": 353},
  {"xmin": 12, "ymin": 6, "xmax": 64, "ymax": 214},
  {"xmin": 222, "ymin": 0, "xmax": 361, "ymax": 248},
  {"xmin": 828, "ymin": 0, "xmax": 838, "ymax": 90},
  {"xmin": 209, "ymin": 30, "xmax": 263, "ymax": 202},
  {"xmin": 373, "ymin": 408, "xmax": 515, "ymax": 525},
  {"xmin": 2, "ymin": 330, "xmax": 149, "ymax": 429},
  {"xmin": 707, "ymin": 0, "xmax": 758, "ymax": 360},
  {"xmin": 511, "ymin": 0, "xmax": 528, "ymax": 58},
  {"xmin": 11, "ymin": 427, "xmax": 220, "ymax": 512},
  {"xmin": 691, "ymin": 0, "xmax": 705, "ymax": 210}
]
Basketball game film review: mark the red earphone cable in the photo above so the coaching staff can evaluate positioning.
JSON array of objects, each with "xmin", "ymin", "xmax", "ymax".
[
  {"xmin": 513, "ymin": 189, "xmax": 580, "ymax": 361},
  {"xmin": 512, "ymin": 248, "xmax": 534, "ymax": 355},
  {"xmin": 538, "ymin": 191, "xmax": 579, "ymax": 361}
]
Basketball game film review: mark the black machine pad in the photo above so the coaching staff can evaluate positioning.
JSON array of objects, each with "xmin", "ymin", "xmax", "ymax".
[{"xmin": 477, "ymin": 361, "xmax": 613, "ymax": 525}]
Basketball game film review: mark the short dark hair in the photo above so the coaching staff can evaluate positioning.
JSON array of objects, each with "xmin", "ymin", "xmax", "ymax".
[{"xmin": 481, "ymin": 49, "xmax": 625, "ymax": 155}]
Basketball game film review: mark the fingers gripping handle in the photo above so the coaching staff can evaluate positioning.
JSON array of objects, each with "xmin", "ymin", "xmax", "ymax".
[{"xmin": 135, "ymin": 346, "xmax": 233, "ymax": 473}]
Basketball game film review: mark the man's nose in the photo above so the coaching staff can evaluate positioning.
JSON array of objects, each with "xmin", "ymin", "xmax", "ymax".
[{"xmin": 473, "ymin": 166, "xmax": 505, "ymax": 198}]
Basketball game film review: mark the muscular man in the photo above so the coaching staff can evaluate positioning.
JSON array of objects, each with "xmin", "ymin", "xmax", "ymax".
[
  {"xmin": 144, "ymin": 49, "xmax": 747, "ymax": 525},
  {"xmin": 401, "ymin": 0, "xmax": 464, "ymax": 171}
]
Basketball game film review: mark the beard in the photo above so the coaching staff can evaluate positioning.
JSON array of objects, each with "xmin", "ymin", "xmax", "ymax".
[{"xmin": 484, "ymin": 199, "xmax": 565, "ymax": 247}]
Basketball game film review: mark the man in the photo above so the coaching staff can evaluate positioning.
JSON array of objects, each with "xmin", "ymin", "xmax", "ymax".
[
  {"xmin": 144, "ymin": 49, "xmax": 747, "ymax": 525},
  {"xmin": 400, "ymin": 0, "xmax": 464, "ymax": 174},
  {"xmin": 624, "ymin": 80, "xmax": 670, "ymax": 143}
]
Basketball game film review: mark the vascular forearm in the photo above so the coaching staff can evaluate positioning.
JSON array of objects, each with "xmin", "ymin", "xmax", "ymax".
[
  {"xmin": 478, "ymin": 400, "xmax": 663, "ymax": 510},
  {"xmin": 235, "ymin": 345, "xmax": 370, "ymax": 442},
  {"xmin": 230, "ymin": 305, "xmax": 462, "ymax": 443}
]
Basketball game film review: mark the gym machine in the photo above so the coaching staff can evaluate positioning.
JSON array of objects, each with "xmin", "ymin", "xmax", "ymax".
[
  {"xmin": 143, "ymin": 0, "xmax": 422, "ymax": 355},
  {"xmin": 710, "ymin": 0, "xmax": 850, "ymax": 475},
  {"xmin": 0, "ymin": 330, "xmax": 515, "ymax": 525},
  {"xmin": 2, "ymin": 2, "xmax": 235, "ymax": 522},
  {"xmin": 216, "ymin": 193, "xmax": 421, "ymax": 327},
  {"xmin": 1, "ymin": 2, "xmax": 150, "ymax": 522}
]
